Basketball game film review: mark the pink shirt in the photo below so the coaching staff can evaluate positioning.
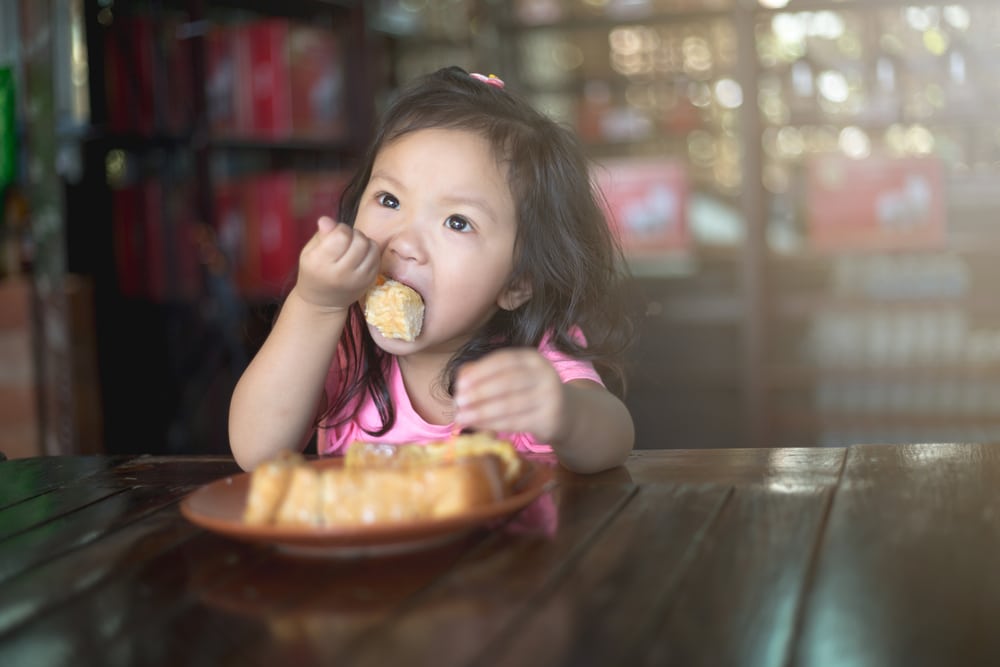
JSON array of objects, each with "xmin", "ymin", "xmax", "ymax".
[{"xmin": 319, "ymin": 340, "xmax": 603, "ymax": 455}]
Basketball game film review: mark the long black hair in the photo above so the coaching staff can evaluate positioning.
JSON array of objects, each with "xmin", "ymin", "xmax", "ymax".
[{"xmin": 322, "ymin": 66, "xmax": 634, "ymax": 436}]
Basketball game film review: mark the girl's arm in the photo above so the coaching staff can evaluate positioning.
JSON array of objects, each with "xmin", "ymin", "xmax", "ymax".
[
  {"xmin": 229, "ymin": 219, "xmax": 380, "ymax": 471},
  {"xmin": 228, "ymin": 289, "xmax": 347, "ymax": 471},
  {"xmin": 453, "ymin": 349, "xmax": 635, "ymax": 473},
  {"xmin": 549, "ymin": 380, "xmax": 634, "ymax": 473}
]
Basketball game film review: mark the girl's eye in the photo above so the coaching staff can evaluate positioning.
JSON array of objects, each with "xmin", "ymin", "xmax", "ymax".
[
  {"xmin": 445, "ymin": 215, "xmax": 472, "ymax": 232},
  {"xmin": 377, "ymin": 193, "xmax": 399, "ymax": 209}
]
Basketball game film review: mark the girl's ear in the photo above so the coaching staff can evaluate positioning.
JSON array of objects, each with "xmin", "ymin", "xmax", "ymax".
[{"xmin": 498, "ymin": 279, "xmax": 532, "ymax": 311}]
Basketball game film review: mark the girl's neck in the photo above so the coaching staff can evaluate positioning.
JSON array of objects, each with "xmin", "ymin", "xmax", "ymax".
[{"xmin": 396, "ymin": 352, "xmax": 454, "ymax": 425}]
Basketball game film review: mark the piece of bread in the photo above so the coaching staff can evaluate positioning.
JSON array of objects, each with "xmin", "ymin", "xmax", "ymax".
[
  {"xmin": 364, "ymin": 275, "xmax": 424, "ymax": 341},
  {"xmin": 243, "ymin": 436, "xmax": 519, "ymax": 527},
  {"xmin": 242, "ymin": 452, "xmax": 300, "ymax": 525},
  {"xmin": 319, "ymin": 458, "xmax": 505, "ymax": 525},
  {"xmin": 345, "ymin": 433, "xmax": 522, "ymax": 484},
  {"xmin": 274, "ymin": 466, "xmax": 324, "ymax": 527}
]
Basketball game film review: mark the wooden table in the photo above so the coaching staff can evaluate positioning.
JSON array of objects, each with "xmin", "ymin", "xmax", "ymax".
[{"xmin": 1, "ymin": 443, "xmax": 998, "ymax": 666}]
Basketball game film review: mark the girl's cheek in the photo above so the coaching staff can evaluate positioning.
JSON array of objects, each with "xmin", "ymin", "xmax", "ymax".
[
  {"xmin": 352, "ymin": 211, "xmax": 379, "ymax": 238},
  {"xmin": 357, "ymin": 206, "xmax": 396, "ymax": 238}
]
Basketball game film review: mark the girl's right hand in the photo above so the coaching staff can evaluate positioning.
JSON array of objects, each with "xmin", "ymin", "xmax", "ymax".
[{"xmin": 295, "ymin": 216, "xmax": 381, "ymax": 311}]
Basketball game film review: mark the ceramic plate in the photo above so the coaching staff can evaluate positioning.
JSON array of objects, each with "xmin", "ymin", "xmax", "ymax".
[{"xmin": 180, "ymin": 456, "xmax": 556, "ymax": 557}]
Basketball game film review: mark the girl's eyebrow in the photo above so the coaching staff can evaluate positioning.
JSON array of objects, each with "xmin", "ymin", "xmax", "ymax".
[
  {"xmin": 369, "ymin": 170, "xmax": 499, "ymax": 224},
  {"xmin": 369, "ymin": 170, "xmax": 404, "ymax": 190}
]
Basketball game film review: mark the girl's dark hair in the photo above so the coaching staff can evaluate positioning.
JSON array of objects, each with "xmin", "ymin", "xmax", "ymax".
[{"xmin": 322, "ymin": 66, "xmax": 634, "ymax": 436}]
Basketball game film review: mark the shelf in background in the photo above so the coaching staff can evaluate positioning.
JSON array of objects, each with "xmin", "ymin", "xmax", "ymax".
[
  {"xmin": 500, "ymin": 0, "xmax": 1000, "ymax": 34},
  {"xmin": 768, "ymin": 363, "xmax": 1000, "ymax": 388},
  {"xmin": 630, "ymin": 367, "xmax": 742, "ymax": 390},
  {"xmin": 498, "ymin": 9, "xmax": 731, "ymax": 33},
  {"xmin": 61, "ymin": 127, "xmax": 197, "ymax": 150},
  {"xmin": 776, "ymin": 294, "xmax": 1000, "ymax": 318},
  {"xmin": 773, "ymin": 410, "xmax": 1000, "ymax": 431},
  {"xmin": 208, "ymin": 136, "xmax": 354, "ymax": 152},
  {"xmin": 647, "ymin": 292, "xmax": 744, "ymax": 325},
  {"xmin": 755, "ymin": 0, "xmax": 1000, "ymax": 12},
  {"xmin": 199, "ymin": 0, "xmax": 357, "ymax": 20},
  {"xmin": 772, "ymin": 111, "xmax": 1000, "ymax": 133}
]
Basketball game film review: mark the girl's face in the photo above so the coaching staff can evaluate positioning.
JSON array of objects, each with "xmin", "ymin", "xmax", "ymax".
[{"xmin": 354, "ymin": 128, "xmax": 527, "ymax": 355}]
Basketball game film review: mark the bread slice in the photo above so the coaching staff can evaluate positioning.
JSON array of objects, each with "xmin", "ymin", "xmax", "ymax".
[
  {"xmin": 345, "ymin": 434, "xmax": 522, "ymax": 484},
  {"xmin": 243, "ymin": 437, "xmax": 519, "ymax": 527},
  {"xmin": 242, "ymin": 452, "xmax": 299, "ymax": 525},
  {"xmin": 274, "ymin": 466, "xmax": 324, "ymax": 527},
  {"xmin": 363, "ymin": 276, "xmax": 424, "ymax": 341},
  {"xmin": 318, "ymin": 458, "xmax": 504, "ymax": 525}
]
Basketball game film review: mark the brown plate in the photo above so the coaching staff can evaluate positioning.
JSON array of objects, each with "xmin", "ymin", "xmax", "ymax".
[{"xmin": 180, "ymin": 457, "xmax": 556, "ymax": 558}]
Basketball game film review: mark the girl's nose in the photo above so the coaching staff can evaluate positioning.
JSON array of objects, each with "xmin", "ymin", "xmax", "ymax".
[{"xmin": 386, "ymin": 217, "xmax": 426, "ymax": 264}]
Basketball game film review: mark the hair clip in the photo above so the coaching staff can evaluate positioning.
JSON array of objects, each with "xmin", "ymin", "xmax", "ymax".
[{"xmin": 470, "ymin": 73, "xmax": 505, "ymax": 89}]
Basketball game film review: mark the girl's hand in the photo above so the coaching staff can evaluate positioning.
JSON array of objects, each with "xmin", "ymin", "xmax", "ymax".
[
  {"xmin": 453, "ymin": 349, "xmax": 568, "ymax": 444},
  {"xmin": 296, "ymin": 217, "xmax": 381, "ymax": 311}
]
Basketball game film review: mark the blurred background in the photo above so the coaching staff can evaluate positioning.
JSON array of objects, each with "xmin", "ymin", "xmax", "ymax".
[{"xmin": 2, "ymin": 0, "xmax": 999, "ymax": 458}]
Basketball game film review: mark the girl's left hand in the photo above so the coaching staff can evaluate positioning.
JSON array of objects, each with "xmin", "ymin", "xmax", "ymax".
[{"xmin": 453, "ymin": 349, "xmax": 567, "ymax": 444}]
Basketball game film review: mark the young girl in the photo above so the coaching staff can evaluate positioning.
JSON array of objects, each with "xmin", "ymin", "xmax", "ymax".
[{"xmin": 229, "ymin": 66, "xmax": 635, "ymax": 474}]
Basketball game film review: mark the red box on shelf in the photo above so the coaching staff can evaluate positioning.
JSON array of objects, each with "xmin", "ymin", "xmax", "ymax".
[
  {"xmin": 253, "ymin": 174, "xmax": 298, "ymax": 292},
  {"xmin": 214, "ymin": 171, "xmax": 353, "ymax": 298},
  {"xmin": 806, "ymin": 155, "xmax": 947, "ymax": 252},
  {"xmin": 214, "ymin": 180, "xmax": 253, "ymax": 292},
  {"xmin": 104, "ymin": 16, "xmax": 156, "ymax": 135},
  {"xmin": 160, "ymin": 180, "xmax": 202, "ymax": 301},
  {"xmin": 289, "ymin": 26, "xmax": 347, "ymax": 140},
  {"xmin": 113, "ymin": 179, "xmax": 202, "ymax": 302},
  {"xmin": 241, "ymin": 20, "xmax": 293, "ymax": 139},
  {"xmin": 141, "ymin": 181, "xmax": 169, "ymax": 301},
  {"xmin": 205, "ymin": 26, "xmax": 244, "ymax": 136},
  {"xmin": 207, "ymin": 19, "xmax": 350, "ymax": 141},
  {"xmin": 160, "ymin": 16, "xmax": 196, "ymax": 134},
  {"xmin": 592, "ymin": 158, "xmax": 690, "ymax": 257},
  {"xmin": 105, "ymin": 14, "xmax": 196, "ymax": 136},
  {"xmin": 112, "ymin": 185, "xmax": 147, "ymax": 298},
  {"xmin": 110, "ymin": 181, "xmax": 167, "ymax": 300}
]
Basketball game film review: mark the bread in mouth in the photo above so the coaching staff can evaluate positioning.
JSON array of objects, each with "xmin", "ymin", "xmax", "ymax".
[{"xmin": 363, "ymin": 275, "xmax": 425, "ymax": 341}]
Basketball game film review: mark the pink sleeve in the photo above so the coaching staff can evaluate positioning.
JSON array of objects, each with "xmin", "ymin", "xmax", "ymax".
[{"xmin": 539, "ymin": 332, "xmax": 604, "ymax": 386}]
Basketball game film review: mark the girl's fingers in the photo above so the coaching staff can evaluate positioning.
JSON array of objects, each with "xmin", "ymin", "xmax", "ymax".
[
  {"xmin": 310, "ymin": 224, "xmax": 376, "ymax": 272},
  {"xmin": 457, "ymin": 355, "xmax": 548, "ymax": 405},
  {"xmin": 456, "ymin": 373, "xmax": 546, "ymax": 430},
  {"xmin": 455, "ymin": 368, "xmax": 524, "ymax": 408},
  {"xmin": 316, "ymin": 215, "xmax": 337, "ymax": 234},
  {"xmin": 336, "ymin": 233, "xmax": 370, "ymax": 269},
  {"xmin": 307, "ymin": 221, "xmax": 352, "ymax": 260},
  {"xmin": 460, "ymin": 392, "xmax": 535, "ymax": 421},
  {"xmin": 457, "ymin": 351, "xmax": 529, "ymax": 387},
  {"xmin": 344, "ymin": 237, "xmax": 383, "ymax": 279},
  {"xmin": 454, "ymin": 352, "xmax": 563, "ymax": 438},
  {"xmin": 301, "ymin": 219, "xmax": 333, "ymax": 254},
  {"xmin": 358, "ymin": 240, "xmax": 382, "ymax": 275},
  {"xmin": 458, "ymin": 389, "xmax": 561, "ymax": 440}
]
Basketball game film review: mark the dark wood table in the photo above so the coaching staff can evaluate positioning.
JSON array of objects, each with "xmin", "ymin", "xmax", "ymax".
[{"xmin": 1, "ymin": 443, "xmax": 998, "ymax": 666}]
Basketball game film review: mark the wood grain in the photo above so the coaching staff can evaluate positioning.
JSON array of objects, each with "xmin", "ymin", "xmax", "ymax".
[
  {"xmin": 3, "ymin": 446, "xmax": 1000, "ymax": 666},
  {"xmin": 791, "ymin": 443, "xmax": 1000, "ymax": 666},
  {"xmin": 325, "ymin": 466, "xmax": 637, "ymax": 667}
]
